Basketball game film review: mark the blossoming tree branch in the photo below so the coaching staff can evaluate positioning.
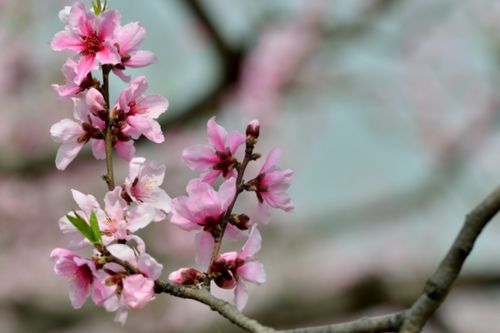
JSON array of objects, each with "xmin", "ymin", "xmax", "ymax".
[{"xmin": 48, "ymin": 2, "xmax": 500, "ymax": 333}]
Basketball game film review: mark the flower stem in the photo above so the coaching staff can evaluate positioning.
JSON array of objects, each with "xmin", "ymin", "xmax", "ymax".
[
  {"xmin": 101, "ymin": 65, "xmax": 115, "ymax": 190},
  {"xmin": 207, "ymin": 141, "xmax": 255, "ymax": 276}
]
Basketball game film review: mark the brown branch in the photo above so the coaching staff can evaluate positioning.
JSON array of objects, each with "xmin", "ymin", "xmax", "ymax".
[
  {"xmin": 154, "ymin": 280, "xmax": 275, "ymax": 333},
  {"xmin": 101, "ymin": 65, "xmax": 115, "ymax": 190},
  {"xmin": 278, "ymin": 312, "xmax": 406, "ymax": 333},
  {"xmin": 399, "ymin": 184, "xmax": 500, "ymax": 332}
]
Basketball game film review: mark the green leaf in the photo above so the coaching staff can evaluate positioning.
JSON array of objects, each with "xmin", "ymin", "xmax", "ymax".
[
  {"xmin": 67, "ymin": 212, "xmax": 96, "ymax": 243},
  {"xmin": 89, "ymin": 210, "xmax": 103, "ymax": 245}
]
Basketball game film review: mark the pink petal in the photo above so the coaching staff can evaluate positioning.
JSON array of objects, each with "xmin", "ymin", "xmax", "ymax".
[
  {"xmin": 96, "ymin": 9, "xmax": 120, "ymax": 40},
  {"xmin": 114, "ymin": 308, "xmax": 129, "ymax": 326},
  {"xmin": 182, "ymin": 144, "xmax": 218, "ymax": 171},
  {"xmin": 195, "ymin": 231, "xmax": 215, "ymax": 269},
  {"xmin": 207, "ymin": 117, "xmax": 227, "ymax": 151},
  {"xmin": 68, "ymin": 2, "xmax": 94, "ymax": 36},
  {"xmin": 52, "ymin": 83, "xmax": 82, "ymax": 98},
  {"xmin": 107, "ymin": 244, "xmax": 137, "ymax": 265},
  {"xmin": 115, "ymin": 22, "xmax": 145, "ymax": 54},
  {"xmin": 135, "ymin": 94, "xmax": 168, "ymax": 118},
  {"xmin": 126, "ymin": 50, "xmax": 158, "ymax": 68},
  {"xmin": 75, "ymin": 55, "xmax": 97, "ymax": 84},
  {"xmin": 240, "ymin": 225, "xmax": 262, "ymax": 259},
  {"xmin": 86, "ymin": 88, "xmax": 106, "ymax": 114},
  {"xmin": 225, "ymin": 223, "xmax": 248, "ymax": 240},
  {"xmin": 228, "ymin": 131, "xmax": 246, "ymax": 155},
  {"xmin": 234, "ymin": 281, "xmax": 249, "ymax": 311},
  {"xmin": 71, "ymin": 189, "xmax": 100, "ymax": 216},
  {"xmin": 127, "ymin": 115, "xmax": 164, "ymax": 143},
  {"xmin": 122, "ymin": 274, "xmax": 154, "ymax": 309},
  {"xmin": 138, "ymin": 253, "xmax": 163, "ymax": 280},
  {"xmin": 199, "ymin": 170, "xmax": 222, "ymax": 185},
  {"xmin": 218, "ymin": 177, "xmax": 236, "ymax": 211},
  {"xmin": 51, "ymin": 30, "xmax": 83, "ymax": 52},
  {"xmin": 96, "ymin": 42, "xmax": 121, "ymax": 65},
  {"xmin": 257, "ymin": 202, "xmax": 271, "ymax": 225},
  {"xmin": 112, "ymin": 68, "xmax": 131, "ymax": 82},
  {"xmin": 238, "ymin": 262, "xmax": 266, "ymax": 284},
  {"xmin": 68, "ymin": 267, "xmax": 92, "ymax": 308},
  {"xmin": 91, "ymin": 139, "xmax": 106, "ymax": 160},
  {"xmin": 115, "ymin": 140, "xmax": 136, "ymax": 160},
  {"xmin": 127, "ymin": 157, "xmax": 146, "ymax": 183},
  {"xmin": 127, "ymin": 203, "xmax": 156, "ymax": 232},
  {"xmin": 50, "ymin": 119, "xmax": 85, "ymax": 143},
  {"xmin": 260, "ymin": 148, "xmax": 283, "ymax": 173},
  {"xmin": 55, "ymin": 142, "xmax": 85, "ymax": 170},
  {"xmin": 104, "ymin": 187, "xmax": 127, "ymax": 221}
]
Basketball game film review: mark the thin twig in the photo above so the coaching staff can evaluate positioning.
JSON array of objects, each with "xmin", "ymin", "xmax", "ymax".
[{"xmin": 101, "ymin": 65, "xmax": 115, "ymax": 190}]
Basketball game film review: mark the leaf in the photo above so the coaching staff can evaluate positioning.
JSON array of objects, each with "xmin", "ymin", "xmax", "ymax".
[
  {"xmin": 89, "ymin": 210, "xmax": 103, "ymax": 245},
  {"xmin": 67, "ymin": 212, "xmax": 95, "ymax": 243}
]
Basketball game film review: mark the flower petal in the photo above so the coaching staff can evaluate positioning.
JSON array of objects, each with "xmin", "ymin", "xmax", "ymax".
[
  {"xmin": 195, "ymin": 231, "xmax": 215, "ymax": 269},
  {"xmin": 207, "ymin": 117, "xmax": 227, "ymax": 151},
  {"xmin": 240, "ymin": 225, "xmax": 261, "ymax": 259},
  {"xmin": 234, "ymin": 281, "xmax": 248, "ymax": 311},
  {"xmin": 238, "ymin": 261, "xmax": 266, "ymax": 284}
]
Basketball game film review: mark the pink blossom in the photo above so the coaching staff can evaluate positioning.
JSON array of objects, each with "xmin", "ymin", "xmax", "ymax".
[
  {"xmin": 50, "ymin": 248, "xmax": 98, "ymax": 308},
  {"xmin": 51, "ymin": 2, "xmax": 121, "ymax": 83},
  {"xmin": 170, "ymin": 177, "xmax": 242, "ymax": 267},
  {"xmin": 123, "ymin": 157, "xmax": 171, "ymax": 221},
  {"xmin": 52, "ymin": 58, "xmax": 98, "ymax": 97},
  {"xmin": 182, "ymin": 117, "xmax": 246, "ymax": 184},
  {"xmin": 112, "ymin": 22, "xmax": 158, "ymax": 82},
  {"xmin": 82, "ymin": 88, "xmax": 136, "ymax": 161},
  {"xmin": 100, "ymin": 187, "xmax": 156, "ymax": 244},
  {"xmin": 248, "ymin": 148, "xmax": 294, "ymax": 224},
  {"xmin": 209, "ymin": 226, "xmax": 266, "ymax": 310},
  {"xmin": 50, "ymin": 95, "xmax": 103, "ymax": 170},
  {"xmin": 96, "ymin": 244, "xmax": 161, "ymax": 325},
  {"xmin": 59, "ymin": 187, "xmax": 155, "ymax": 249},
  {"xmin": 116, "ymin": 76, "xmax": 168, "ymax": 144}
]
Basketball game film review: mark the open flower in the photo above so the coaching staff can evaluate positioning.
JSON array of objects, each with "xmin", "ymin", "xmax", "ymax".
[
  {"xmin": 50, "ymin": 94, "xmax": 104, "ymax": 170},
  {"xmin": 50, "ymin": 248, "xmax": 100, "ymax": 308},
  {"xmin": 123, "ymin": 157, "xmax": 171, "ymax": 221},
  {"xmin": 170, "ymin": 177, "xmax": 244, "ymax": 267},
  {"xmin": 247, "ymin": 148, "xmax": 294, "ymax": 224},
  {"xmin": 116, "ymin": 76, "xmax": 168, "ymax": 144},
  {"xmin": 209, "ymin": 225, "xmax": 266, "ymax": 310},
  {"xmin": 182, "ymin": 117, "xmax": 246, "ymax": 184},
  {"xmin": 112, "ymin": 22, "xmax": 158, "ymax": 82},
  {"xmin": 51, "ymin": 2, "xmax": 121, "ymax": 83},
  {"xmin": 52, "ymin": 58, "xmax": 98, "ymax": 97},
  {"xmin": 95, "ymin": 244, "xmax": 162, "ymax": 325}
]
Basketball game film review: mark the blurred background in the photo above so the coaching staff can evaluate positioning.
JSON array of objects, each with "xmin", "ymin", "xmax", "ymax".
[{"xmin": 2, "ymin": 0, "xmax": 500, "ymax": 332}]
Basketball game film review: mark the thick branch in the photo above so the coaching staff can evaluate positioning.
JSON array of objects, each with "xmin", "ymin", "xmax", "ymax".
[
  {"xmin": 154, "ymin": 280, "xmax": 274, "ymax": 333},
  {"xmin": 101, "ymin": 65, "xmax": 115, "ymax": 190},
  {"xmin": 399, "ymin": 185, "xmax": 500, "ymax": 332},
  {"xmin": 278, "ymin": 312, "xmax": 405, "ymax": 333}
]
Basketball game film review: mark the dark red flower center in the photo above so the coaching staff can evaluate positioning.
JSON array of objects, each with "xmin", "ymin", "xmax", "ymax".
[{"xmin": 81, "ymin": 33, "xmax": 102, "ymax": 56}]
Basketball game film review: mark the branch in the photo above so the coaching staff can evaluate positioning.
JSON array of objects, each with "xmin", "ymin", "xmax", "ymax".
[
  {"xmin": 278, "ymin": 312, "xmax": 406, "ymax": 333},
  {"xmin": 154, "ymin": 280, "xmax": 275, "ymax": 333},
  {"xmin": 399, "ymin": 184, "xmax": 500, "ymax": 332}
]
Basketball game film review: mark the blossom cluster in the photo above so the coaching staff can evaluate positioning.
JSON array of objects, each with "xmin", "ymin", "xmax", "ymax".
[
  {"xmin": 50, "ymin": 1, "xmax": 166, "ymax": 170},
  {"xmin": 49, "ymin": 1, "xmax": 294, "ymax": 325}
]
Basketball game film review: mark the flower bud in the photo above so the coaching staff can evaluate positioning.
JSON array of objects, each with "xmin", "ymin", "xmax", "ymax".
[
  {"xmin": 246, "ymin": 119, "xmax": 260, "ymax": 144},
  {"xmin": 168, "ymin": 268, "xmax": 204, "ymax": 286}
]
